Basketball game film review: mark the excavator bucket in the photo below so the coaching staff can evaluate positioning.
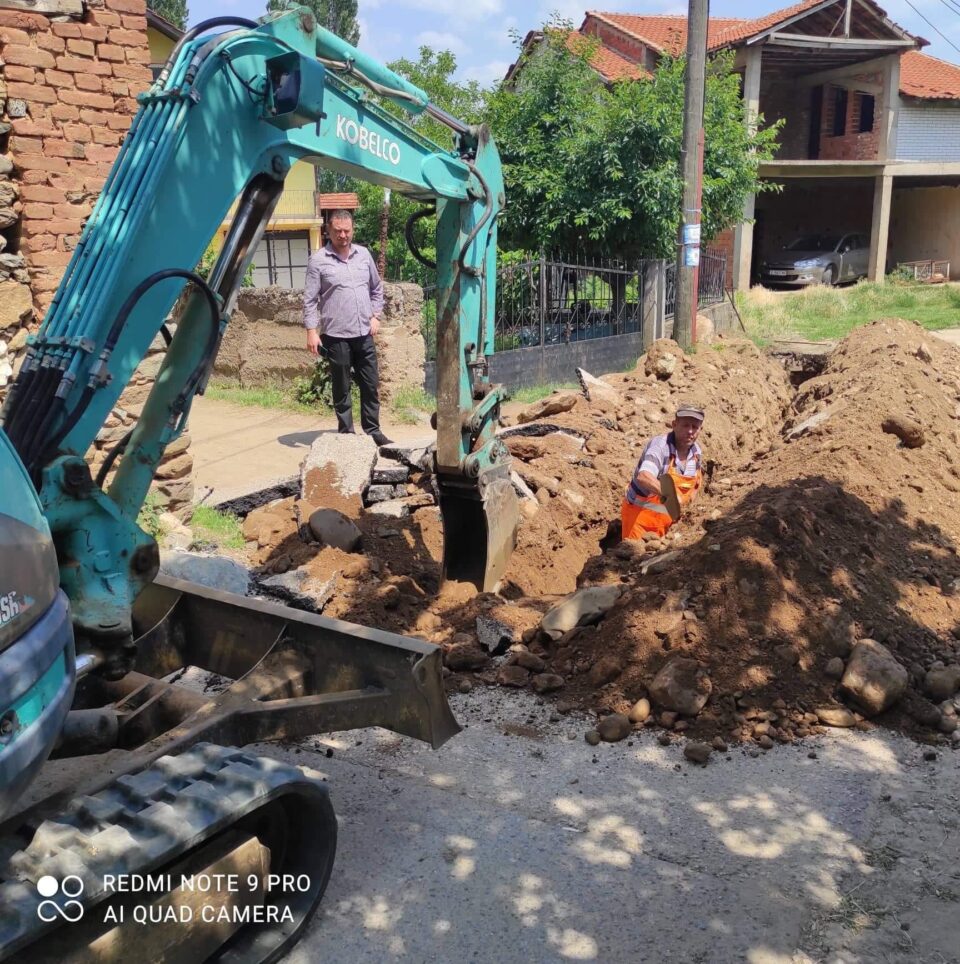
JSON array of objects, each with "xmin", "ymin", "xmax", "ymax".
[{"xmin": 439, "ymin": 477, "xmax": 519, "ymax": 592}]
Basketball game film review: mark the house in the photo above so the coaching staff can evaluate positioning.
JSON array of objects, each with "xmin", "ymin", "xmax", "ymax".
[
  {"xmin": 509, "ymin": 1, "xmax": 960, "ymax": 286},
  {"xmin": 146, "ymin": 11, "xmax": 326, "ymax": 287}
]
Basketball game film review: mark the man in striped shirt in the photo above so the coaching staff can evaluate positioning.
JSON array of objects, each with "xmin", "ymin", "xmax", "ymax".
[
  {"xmin": 303, "ymin": 209, "xmax": 391, "ymax": 447},
  {"xmin": 621, "ymin": 405, "xmax": 705, "ymax": 540}
]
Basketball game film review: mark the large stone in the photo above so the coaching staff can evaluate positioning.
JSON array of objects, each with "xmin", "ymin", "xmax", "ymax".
[
  {"xmin": 588, "ymin": 655, "xmax": 624, "ymax": 688},
  {"xmin": 649, "ymin": 657, "xmax": 712, "ymax": 716},
  {"xmin": 924, "ymin": 665, "xmax": 960, "ymax": 702},
  {"xmin": 444, "ymin": 640, "xmax": 490, "ymax": 671},
  {"xmin": 365, "ymin": 498, "xmax": 411, "ymax": 518},
  {"xmin": 839, "ymin": 638, "xmax": 907, "ymax": 716},
  {"xmin": 475, "ymin": 614, "xmax": 517, "ymax": 655},
  {"xmin": 816, "ymin": 706, "xmax": 857, "ymax": 728},
  {"xmin": 300, "ymin": 433, "xmax": 377, "ymax": 518},
  {"xmin": 0, "ymin": 281, "xmax": 32, "ymax": 331},
  {"xmin": 643, "ymin": 339, "xmax": 682, "ymax": 380},
  {"xmin": 379, "ymin": 440, "xmax": 434, "ymax": 472},
  {"xmin": 516, "ymin": 392, "xmax": 579, "ymax": 424},
  {"xmin": 596, "ymin": 713, "xmax": 631, "ymax": 742},
  {"xmin": 160, "ymin": 549, "xmax": 250, "ymax": 596},
  {"xmin": 540, "ymin": 584, "xmax": 622, "ymax": 640},
  {"xmin": 497, "ymin": 665, "xmax": 530, "ymax": 688},
  {"xmin": 881, "ymin": 416, "xmax": 924, "ymax": 449},
  {"xmin": 308, "ymin": 508, "xmax": 362, "ymax": 551},
  {"xmin": 260, "ymin": 569, "xmax": 338, "ymax": 611},
  {"xmin": 576, "ymin": 368, "xmax": 621, "ymax": 406},
  {"xmin": 531, "ymin": 673, "xmax": 565, "ymax": 694}
]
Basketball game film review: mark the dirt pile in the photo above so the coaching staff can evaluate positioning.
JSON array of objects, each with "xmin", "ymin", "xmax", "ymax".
[{"xmin": 237, "ymin": 321, "xmax": 960, "ymax": 746}]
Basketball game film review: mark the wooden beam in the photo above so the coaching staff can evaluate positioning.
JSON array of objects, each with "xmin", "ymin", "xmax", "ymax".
[
  {"xmin": 854, "ymin": 0, "xmax": 919, "ymax": 43},
  {"xmin": 745, "ymin": 0, "xmax": 842, "ymax": 45},
  {"xmin": 795, "ymin": 53, "xmax": 903, "ymax": 87},
  {"xmin": 767, "ymin": 33, "xmax": 917, "ymax": 49}
]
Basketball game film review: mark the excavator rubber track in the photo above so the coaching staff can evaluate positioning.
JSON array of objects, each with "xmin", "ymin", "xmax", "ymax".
[{"xmin": 0, "ymin": 742, "xmax": 336, "ymax": 963}]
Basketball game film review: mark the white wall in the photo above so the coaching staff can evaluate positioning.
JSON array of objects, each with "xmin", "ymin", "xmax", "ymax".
[
  {"xmin": 889, "ymin": 185, "xmax": 960, "ymax": 278},
  {"xmin": 896, "ymin": 103, "xmax": 960, "ymax": 161}
]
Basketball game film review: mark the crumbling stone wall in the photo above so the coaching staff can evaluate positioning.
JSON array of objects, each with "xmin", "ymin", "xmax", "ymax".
[
  {"xmin": 0, "ymin": 0, "xmax": 191, "ymax": 518},
  {"xmin": 214, "ymin": 281, "xmax": 427, "ymax": 402}
]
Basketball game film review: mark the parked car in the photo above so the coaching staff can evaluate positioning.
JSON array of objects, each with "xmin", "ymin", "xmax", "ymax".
[{"xmin": 759, "ymin": 233, "xmax": 870, "ymax": 287}]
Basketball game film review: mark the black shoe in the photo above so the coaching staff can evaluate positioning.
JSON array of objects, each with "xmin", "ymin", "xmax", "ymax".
[{"xmin": 370, "ymin": 431, "xmax": 393, "ymax": 447}]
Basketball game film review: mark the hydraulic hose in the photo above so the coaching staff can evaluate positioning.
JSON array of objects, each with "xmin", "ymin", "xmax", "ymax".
[
  {"xmin": 458, "ymin": 160, "xmax": 494, "ymax": 279},
  {"xmin": 405, "ymin": 206, "xmax": 437, "ymax": 270},
  {"xmin": 155, "ymin": 16, "xmax": 258, "ymax": 88}
]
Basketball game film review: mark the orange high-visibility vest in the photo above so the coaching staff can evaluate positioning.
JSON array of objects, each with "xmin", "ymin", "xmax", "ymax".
[{"xmin": 621, "ymin": 449, "xmax": 702, "ymax": 539}]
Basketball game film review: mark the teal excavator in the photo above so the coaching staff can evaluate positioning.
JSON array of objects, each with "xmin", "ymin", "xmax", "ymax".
[{"xmin": 0, "ymin": 9, "xmax": 517, "ymax": 960}]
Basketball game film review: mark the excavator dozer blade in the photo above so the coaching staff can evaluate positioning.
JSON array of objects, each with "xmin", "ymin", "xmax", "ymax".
[{"xmin": 439, "ymin": 477, "xmax": 519, "ymax": 592}]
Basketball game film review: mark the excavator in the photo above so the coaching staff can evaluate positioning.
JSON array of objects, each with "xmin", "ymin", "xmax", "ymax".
[{"xmin": 0, "ymin": 9, "xmax": 517, "ymax": 960}]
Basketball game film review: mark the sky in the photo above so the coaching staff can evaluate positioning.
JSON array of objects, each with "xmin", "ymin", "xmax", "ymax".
[{"xmin": 185, "ymin": 0, "xmax": 960, "ymax": 87}]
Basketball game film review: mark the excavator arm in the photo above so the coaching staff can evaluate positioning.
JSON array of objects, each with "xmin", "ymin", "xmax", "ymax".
[{"xmin": 0, "ymin": 9, "xmax": 516, "ymax": 678}]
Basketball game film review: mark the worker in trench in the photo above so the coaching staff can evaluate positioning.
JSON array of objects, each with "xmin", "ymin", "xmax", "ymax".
[{"xmin": 621, "ymin": 404, "xmax": 705, "ymax": 540}]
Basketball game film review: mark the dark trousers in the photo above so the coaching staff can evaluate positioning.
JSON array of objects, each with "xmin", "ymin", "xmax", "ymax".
[{"xmin": 320, "ymin": 334, "xmax": 381, "ymax": 435}]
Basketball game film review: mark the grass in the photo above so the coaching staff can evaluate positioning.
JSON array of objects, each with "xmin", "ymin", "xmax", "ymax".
[
  {"xmin": 205, "ymin": 381, "xmax": 320, "ymax": 415},
  {"xmin": 738, "ymin": 280, "xmax": 960, "ymax": 346},
  {"xmin": 190, "ymin": 505, "xmax": 245, "ymax": 549},
  {"xmin": 389, "ymin": 384, "xmax": 434, "ymax": 425},
  {"xmin": 509, "ymin": 382, "xmax": 579, "ymax": 405}
]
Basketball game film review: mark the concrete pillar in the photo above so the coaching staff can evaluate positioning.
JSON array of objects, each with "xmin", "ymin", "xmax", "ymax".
[
  {"xmin": 878, "ymin": 54, "xmax": 900, "ymax": 162},
  {"xmin": 868, "ymin": 173, "xmax": 893, "ymax": 282},
  {"xmin": 733, "ymin": 46, "xmax": 762, "ymax": 290}
]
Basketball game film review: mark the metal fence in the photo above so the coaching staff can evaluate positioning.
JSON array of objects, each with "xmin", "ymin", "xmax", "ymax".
[{"xmin": 421, "ymin": 251, "xmax": 727, "ymax": 360}]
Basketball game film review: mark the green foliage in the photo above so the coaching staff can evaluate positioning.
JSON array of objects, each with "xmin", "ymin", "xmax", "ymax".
[
  {"xmin": 509, "ymin": 382, "xmax": 578, "ymax": 405},
  {"xmin": 389, "ymin": 384, "xmax": 434, "ymax": 425},
  {"xmin": 740, "ymin": 281, "xmax": 960, "ymax": 345},
  {"xmin": 137, "ymin": 490, "xmax": 165, "ymax": 539},
  {"xmin": 293, "ymin": 357, "xmax": 334, "ymax": 407},
  {"xmin": 148, "ymin": 0, "xmax": 188, "ymax": 30},
  {"xmin": 486, "ymin": 24, "xmax": 781, "ymax": 259},
  {"xmin": 191, "ymin": 505, "xmax": 245, "ymax": 549},
  {"xmin": 266, "ymin": 0, "xmax": 359, "ymax": 45}
]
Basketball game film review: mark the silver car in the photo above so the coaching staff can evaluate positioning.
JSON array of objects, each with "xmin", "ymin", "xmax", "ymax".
[{"xmin": 759, "ymin": 233, "xmax": 870, "ymax": 287}]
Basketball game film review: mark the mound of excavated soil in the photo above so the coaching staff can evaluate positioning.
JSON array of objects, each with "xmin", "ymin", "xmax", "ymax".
[{"xmin": 239, "ymin": 322, "xmax": 960, "ymax": 747}]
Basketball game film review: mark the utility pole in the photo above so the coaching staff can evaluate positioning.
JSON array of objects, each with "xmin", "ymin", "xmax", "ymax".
[
  {"xmin": 377, "ymin": 188, "xmax": 391, "ymax": 279},
  {"xmin": 673, "ymin": 0, "xmax": 709, "ymax": 349}
]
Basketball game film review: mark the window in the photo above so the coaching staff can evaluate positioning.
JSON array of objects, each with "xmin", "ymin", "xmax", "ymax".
[
  {"xmin": 832, "ymin": 87, "xmax": 848, "ymax": 136},
  {"xmin": 251, "ymin": 231, "xmax": 311, "ymax": 288},
  {"xmin": 858, "ymin": 93, "xmax": 875, "ymax": 133}
]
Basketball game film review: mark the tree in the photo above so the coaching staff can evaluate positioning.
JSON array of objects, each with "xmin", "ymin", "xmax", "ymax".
[
  {"xmin": 148, "ymin": 0, "xmax": 188, "ymax": 31},
  {"xmin": 486, "ymin": 25, "xmax": 781, "ymax": 260},
  {"xmin": 266, "ymin": 0, "xmax": 359, "ymax": 46}
]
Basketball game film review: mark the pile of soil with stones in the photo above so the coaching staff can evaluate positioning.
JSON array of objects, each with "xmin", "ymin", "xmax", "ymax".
[{"xmin": 238, "ymin": 321, "xmax": 960, "ymax": 749}]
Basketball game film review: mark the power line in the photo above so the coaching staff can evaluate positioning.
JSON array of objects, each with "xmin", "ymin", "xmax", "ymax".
[
  {"xmin": 936, "ymin": 0, "xmax": 960, "ymax": 20},
  {"xmin": 902, "ymin": 0, "xmax": 960, "ymax": 56}
]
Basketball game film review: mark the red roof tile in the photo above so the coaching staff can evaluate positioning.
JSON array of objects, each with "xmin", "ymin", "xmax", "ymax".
[
  {"xmin": 900, "ymin": 50, "xmax": 960, "ymax": 100},
  {"xmin": 318, "ymin": 193, "xmax": 359, "ymax": 209},
  {"xmin": 566, "ymin": 30, "xmax": 647, "ymax": 81},
  {"xmin": 586, "ymin": 12, "xmax": 744, "ymax": 56}
]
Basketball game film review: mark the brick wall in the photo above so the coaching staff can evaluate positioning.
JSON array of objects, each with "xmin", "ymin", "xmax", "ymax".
[
  {"xmin": 818, "ymin": 79, "xmax": 881, "ymax": 161},
  {"xmin": 0, "ymin": 0, "xmax": 193, "ymax": 519},
  {"xmin": 581, "ymin": 16, "xmax": 651, "ymax": 68}
]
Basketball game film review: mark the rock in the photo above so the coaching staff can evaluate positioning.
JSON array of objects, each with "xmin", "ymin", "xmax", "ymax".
[
  {"xmin": 916, "ymin": 342, "xmax": 934, "ymax": 363},
  {"xmin": 379, "ymin": 440, "xmax": 433, "ymax": 471},
  {"xmin": 509, "ymin": 471, "xmax": 538, "ymax": 504},
  {"xmin": 596, "ymin": 713, "xmax": 631, "ymax": 742},
  {"xmin": 0, "ymin": 281, "xmax": 32, "ymax": 331},
  {"xmin": 365, "ymin": 483, "xmax": 405, "ymax": 503},
  {"xmin": 459, "ymin": 679, "xmax": 473, "ymax": 694},
  {"xmin": 365, "ymin": 498, "xmax": 411, "ymax": 518},
  {"xmin": 575, "ymin": 368, "xmax": 621, "ymax": 405},
  {"xmin": 924, "ymin": 665, "xmax": 960, "ymax": 702},
  {"xmin": 758, "ymin": 735, "xmax": 775, "ymax": 750},
  {"xmin": 158, "ymin": 512, "xmax": 192, "ymax": 550},
  {"xmin": 825, "ymin": 657, "xmax": 845, "ymax": 679},
  {"xmin": 160, "ymin": 549, "xmax": 250, "ymax": 596},
  {"xmin": 475, "ymin": 614, "xmax": 517, "ymax": 655},
  {"xmin": 643, "ymin": 339, "xmax": 682, "ymax": 380},
  {"xmin": 7, "ymin": 327, "xmax": 27, "ymax": 353},
  {"xmin": 786, "ymin": 402, "xmax": 845, "ymax": 441},
  {"xmin": 370, "ymin": 457, "xmax": 410, "ymax": 485},
  {"xmin": 881, "ymin": 415, "xmax": 925, "ymax": 449},
  {"xmin": 260, "ymin": 569, "xmax": 338, "ymax": 611},
  {"xmin": 815, "ymin": 706, "xmax": 857, "ymax": 728},
  {"xmin": 628, "ymin": 698, "xmax": 651, "ymax": 723},
  {"xmin": 584, "ymin": 729, "xmax": 601, "ymax": 746},
  {"xmin": 497, "ymin": 665, "xmax": 530, "ymax": 688},
  {"xmin": 649, "ymin": 657, "xmax": 712, "ymax": 716},
  {"xmin": 695, "ymin": 314, "xmax": 715, "ymax": 345},
  {"xmin": 711, "ymin": 736, "xmax": 728, "ymax": 753},
  {"xmin": 683, "ymin": 742, "xmax": 712, "ymax": 765},
  {"xmin": 938, "ymin": 715, "xmax": 958, "ymax": 734},
  {"xmin": 300, "ymin": 432, "xmax": 377, "ymax": 518},
  {"xmin": 587, "ymin": 655, "xmax": 624, "ymax": 688},
  {"xmin": 516, "ymin": 392, "xmax": 580, "ymax": 424},
  {"xmin": 540, "ymin": 585, "xmax": 622, "ymax": 640},
  {"xmin": 514, "ymin": 650, "xmax": 546, "ymax": 673},
  {"xmin": 514, "ymin": 463, "xmax": 560, "ymax": 497},
  {"xmin": 308, "ymin": 508, "xmax": 362, "ymax": 551},
  {"xmin": 657, "ymin": 732, "xmax": 671, "ymax": 746},
  {"xmin": 445, "ymin": 641, "xmax": 490, "ymax": 671},
  {"xmin": 531, "ymin": 673, "xmax": 565, "ymax": 694},
  {"xmin": 640, "ymin": 550, "xmax": 681, "ymax": 576},
  {"xmin": 839, "ymin": 639, "xmax": 907, "ymax": 716}
]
